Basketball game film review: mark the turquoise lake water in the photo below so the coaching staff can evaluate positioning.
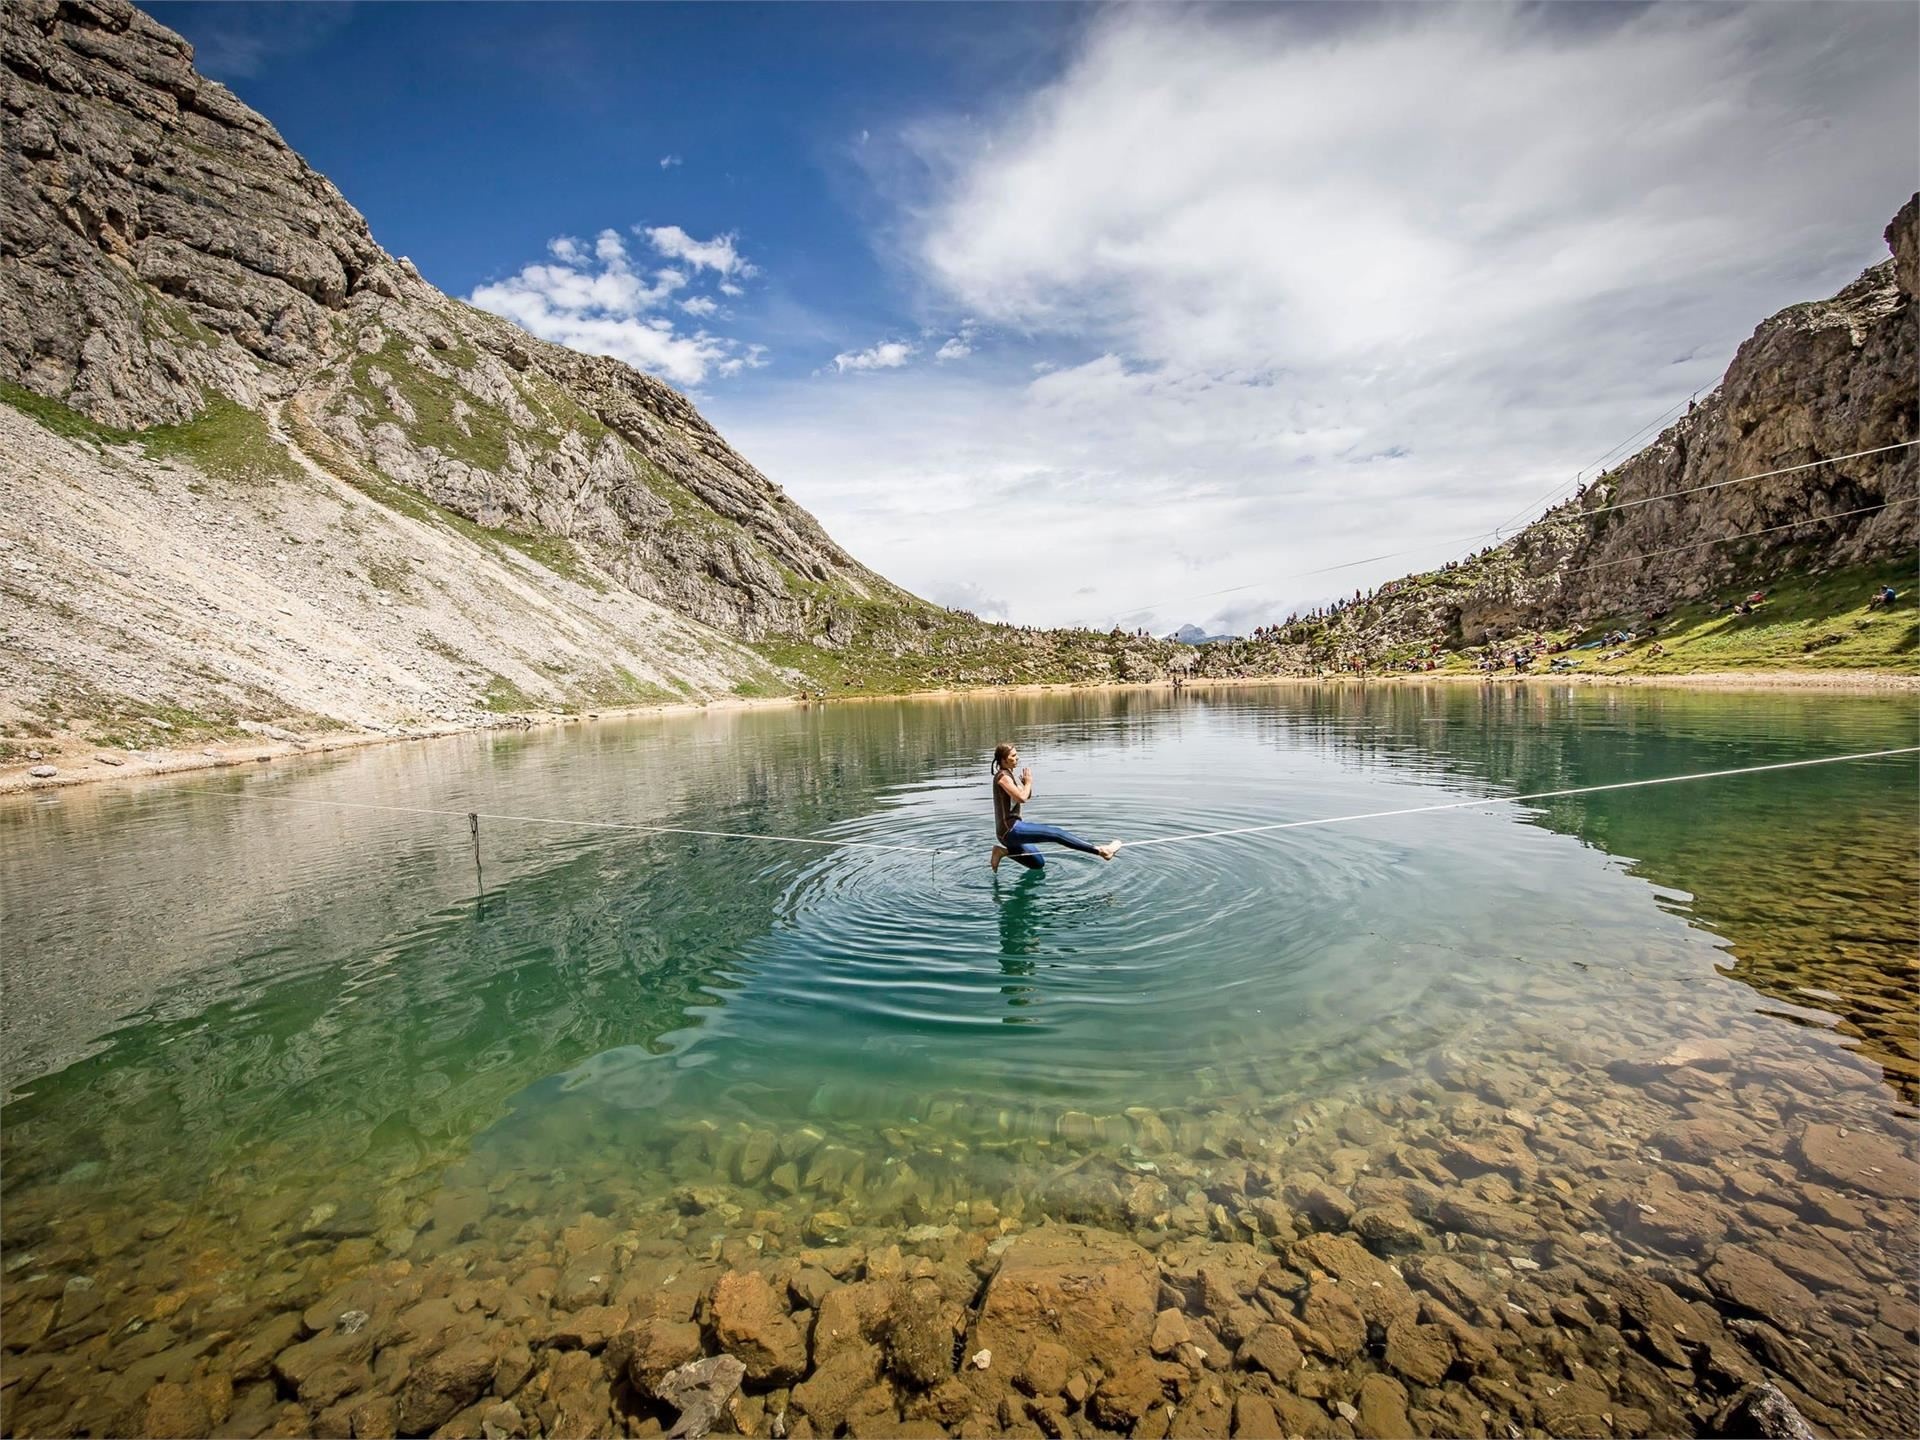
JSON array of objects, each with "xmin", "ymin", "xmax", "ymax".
[
  {"xmin": 5, "ymin": 681, "xmax": 1919, "ymax": 1438},
  {"xmin": 3, "ymin": 683, "xmax": 1913, "ymax": 1216}
]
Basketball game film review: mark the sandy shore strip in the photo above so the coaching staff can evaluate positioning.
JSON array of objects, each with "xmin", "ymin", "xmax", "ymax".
[{"xmin": 3, "ymin": 667, "xmax": 1916, "ymax": 797}]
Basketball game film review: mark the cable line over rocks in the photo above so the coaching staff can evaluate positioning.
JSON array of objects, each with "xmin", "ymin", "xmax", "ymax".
[
  {"xmin": 184, "ymin": 746, "xmax": 1919, "ymax": 863},
  {"xmin": 1108, "ymin": 439, "xmax": 1917, "ymax": 627}
]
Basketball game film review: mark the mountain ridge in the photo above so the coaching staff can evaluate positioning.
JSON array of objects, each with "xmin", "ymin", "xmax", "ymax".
[
  {"xmin": 1, "ymin": 1, "xmax": 1913, "ymax": 786},
  {"xmin": 0, "ymin": 0, "xmax": 1169, "ymax": 767}
]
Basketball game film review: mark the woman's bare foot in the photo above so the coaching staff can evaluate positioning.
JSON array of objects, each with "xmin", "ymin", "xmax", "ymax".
[
  {"xmin": 990, "ymin": 844, "xmax": 1008, "ymax": 872},
  {"xmin": 1096, "ymin": 840, "xmax": 1124, "ymax": 861}
]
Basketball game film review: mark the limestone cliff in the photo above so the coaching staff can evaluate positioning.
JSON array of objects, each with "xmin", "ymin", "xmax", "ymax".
[
  {"xmin": 1270, "ymin": 198, "xmax": 1917, "ymax": 666},
  {"xmin": 0, "ymin": 0, "xmax": 1162, "ymax": 754}
]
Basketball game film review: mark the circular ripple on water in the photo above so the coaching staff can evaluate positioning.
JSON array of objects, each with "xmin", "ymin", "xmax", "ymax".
[{"xmin": 709, "ymin": 780, "xmax": 1456, "ymax": 1126}]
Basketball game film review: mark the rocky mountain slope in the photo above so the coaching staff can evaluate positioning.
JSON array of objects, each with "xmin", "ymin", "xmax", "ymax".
[
  {"xmin": 1206, "ymin": 198, "xmax": 1917, "ymax": 673},
  {"xmin": 0, "ymin": 1, "xmax": 1910, "ymax": 781},
  {"xmin": 0, "ymin": 0, "xmax": 1164, "ymax": 766}
]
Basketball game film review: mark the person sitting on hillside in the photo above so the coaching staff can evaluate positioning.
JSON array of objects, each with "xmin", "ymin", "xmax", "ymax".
[
  {"xmin": 1870, "ymin": 584, "xmax": 1898, "ymax": 608},
  {"xmin": 1746, "ymin": 589, "xmax": 1768, "ymax": 606}
]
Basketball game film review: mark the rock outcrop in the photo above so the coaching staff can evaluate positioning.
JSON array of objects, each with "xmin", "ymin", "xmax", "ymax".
[
  {"xmin": 1, "ymin": 1, "xmax": 1910, "ymax": 757},
  {"xmin": 0, "ymin": 0, "xmax": 902, "ymax": 640},
  {"xmin": 1293, "ymin": 196, "xmax": 1917, "ymax": 659},
  {"xmin": 0, "ymin": 0, "xmax": 1172, "ymax": 753}
]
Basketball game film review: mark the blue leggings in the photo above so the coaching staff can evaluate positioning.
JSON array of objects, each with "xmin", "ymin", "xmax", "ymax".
[{"xmin": 1000, "ymin": 819, "xmax": 1103, "ymax": 870}]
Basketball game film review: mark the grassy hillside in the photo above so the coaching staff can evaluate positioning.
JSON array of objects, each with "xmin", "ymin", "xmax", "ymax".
[{"xmin": 1537, "ymin": 557, "xmax": 1917, "ymax": 677}]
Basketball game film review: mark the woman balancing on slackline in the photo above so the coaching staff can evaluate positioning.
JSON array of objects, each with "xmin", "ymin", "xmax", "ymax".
[{"xmin": 989, "ymin": 742, "xmax": 1122, "ymax": 872}]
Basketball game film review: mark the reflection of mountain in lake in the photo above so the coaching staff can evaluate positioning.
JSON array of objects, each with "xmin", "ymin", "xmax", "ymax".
[
  {"xmin": 1218, "ymin": 681, "xmax": 1919, "ymax": 1100},
  {"xmin": 0, "ymin": 691, "xmax": 1195, "ymax": 1207}
]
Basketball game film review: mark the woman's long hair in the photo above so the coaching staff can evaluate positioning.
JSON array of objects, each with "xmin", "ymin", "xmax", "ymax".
[{"xmin": 992, "ymin": 742, "xmax": 1015, "ymax": 777}]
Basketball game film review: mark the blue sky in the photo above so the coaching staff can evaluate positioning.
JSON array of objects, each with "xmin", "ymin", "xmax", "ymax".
[{"xmin": 149, "ymin": 2, "xmax": 1917, "ymax": 632}]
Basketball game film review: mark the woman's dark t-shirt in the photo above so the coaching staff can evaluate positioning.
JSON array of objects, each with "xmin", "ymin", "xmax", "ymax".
[{"xmin": 993, "ymin": 773, "xmax": 1023, "ymax": 840}]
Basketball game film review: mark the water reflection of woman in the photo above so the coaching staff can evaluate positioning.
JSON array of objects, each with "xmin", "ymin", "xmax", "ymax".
[{"xmin": 995, "ymin": 871, "xmax": 1043, "ymax": 1016}]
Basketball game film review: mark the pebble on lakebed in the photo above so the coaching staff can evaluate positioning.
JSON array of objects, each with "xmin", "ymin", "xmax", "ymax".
[{"xmin": 3, "ymin": 1011, "xmax": 1916, "ymax": 1440}]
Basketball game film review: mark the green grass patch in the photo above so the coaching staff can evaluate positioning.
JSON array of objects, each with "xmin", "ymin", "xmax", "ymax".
[
  {"xmin": 492, "ymin": 531, "xmax": 609, "ymax": 592},
  {"xmin": 3, "ymin": 382, "xmax": 303, "ymax": 486},
  {"xmin": 78, "ymin": 699, "xmax": 247, "ymax": 750},
  {"xmin": 350, "ymin": 335, "xmax": 512, "ymax": 471},
  {"xmin": 570, "ymin": 666, "xmax": 684, "ymax": 709},
  {"xmin": 338, "ymin": 462, "xmax": 605, "ymax": 590},
  {"xmin": 141, "ymin": 294, "xmax": 220, "ymax": 348},
  {"xmin": 420, "ymin": 634, "xmax": 471, "ymax": 666},
  {"xmin": 141, "ymin": 396, "xmax": 306, "ymax": 485},
  {"xmin": 478, "ymin": 673, "xmax": 541, "ymax": 714},
  {"xmin": 0, "ymin": 380, "xmax": 136, "ymax": 445},
  {"xmin": 364, "ymin": 556, "xmax": 414, "ymax": 595},
  {"xmin": 1563, "ymin": 557, "xmax": 1918, "ymax": 675}
]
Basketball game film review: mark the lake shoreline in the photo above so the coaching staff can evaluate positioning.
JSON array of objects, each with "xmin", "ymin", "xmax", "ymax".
[{"xmin": 4, "ymin": 667, "xmax": 1915, "ymax": 798}]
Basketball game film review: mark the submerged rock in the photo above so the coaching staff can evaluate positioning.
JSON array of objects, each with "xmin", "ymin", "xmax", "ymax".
[
  {"xmin": 1794, "ymin": 1123, "xmax": 1918, "ymax": 1200},
  {"xmin": 709, "ymin": 1271, "xmax": 807, "ymax": 1385},
  {"xmin": 967, "ymin": 1226, "xmax": 1159, "ymax": 1391},
  {"xmin": 1712, "ymin": 1382, "xmax": 1819, "ymax": 1440},
  {"xmin": 656, "ymin": 1354, "xmax": 746, "ymax": 1440}
]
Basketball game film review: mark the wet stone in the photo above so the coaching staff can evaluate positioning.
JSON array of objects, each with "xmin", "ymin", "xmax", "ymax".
[
  {"xmin": 1088, "ymin": 1358, "xmax": 1168, "ymax": 1432},
  {"xmin": 232, "ymin": 1310, "xmax": 306, "ymax": 1381},
  {"xmin": 1150, "ymin": 1307, "xmax": 1193, "ymax": 1357},
  {"xmin": 1350, "ymin": 1203, "xmax": 1425, "ymax": 1252},
  {"xmin": 1435, "ymin": 1194, "xmax": 1547, "ymax": 1244},
  {"xmin": 1714, "ymin": 1380, "xmax": 1821, "ymax": 1440},
  {"xmin": 140, "ymin": 1381, "xmax": 212, "ymax": 1440},
  {"xmin": 1383, "ymin": 1316, "xmax": 1452, "ymax": 1387},
  {"xmin": 656, "ymin": 1354, "xmax": 746, "ymax": 1440},
  {"xmin": 968, "ymin": 1226, "xmax": 1158, "ymax": 1378},
  {"xmin": 1607, "ymin": 1173, "xmax": 1728, "ymax": 1253},
  {"xmin": 1283, "ymin": 1178, "xmax": 1355, "ymax": 1231},
  {"xmin": 1534, "ymin": 1379, "xmax": 1612, "ymax": 1438},
  {"xmin": 812, "ymin": 1279, "xmax": 898, "ymax": 1366},
  {"xmin": 886, "ymin": 1280, "xmax": 956, "ymax": 1390},
  {"xmin": 1295, "ymin": 1278, "xmax": 1367, "ymax": 1362},
  {"xmin": 1705, "ymin": 1246, "xmax": 1818, "ymax": 1331},
  {"xmin": 611, "ymin": 1319, "xmax": 704, "ymax": 1397},
  {"xmin": 1793, "ymin": 1124, "xmax": 1919, "ymax": 1200},
  {"xmin": 711, "ymin": 1271, "xmax": 808, "ymax": 1384},
  {"xmin": 1355, "ymin": 1374, "xmax": 1412, "ymax": 1440},
  {"xmin": 1235, "ymin": 1323, "xmax": 1302, "ymax": 1381},
  {"xmin": 792, "ymin": 1340, "xmax": 883, "ymax": 1436},
  {"xmin": 1016, "ymin": 1339, "xmax": 1072, "ymax": 1398},
  {"xmin": 398, "ymin": 1337, "xmax": 497, "ymax": 1435}
]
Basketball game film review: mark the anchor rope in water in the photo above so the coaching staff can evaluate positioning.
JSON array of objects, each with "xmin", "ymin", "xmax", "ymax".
[
  {"xmin": 186, "ymin": 746, "xmax": 1919, "ymax": 860},
  {"xmin": 181, "ymin": 788, "xmax": 948, "ymax": 853},
  {"xmin": 1119, "ymin": 746, "xmax": 1920, "ymax": 849}
]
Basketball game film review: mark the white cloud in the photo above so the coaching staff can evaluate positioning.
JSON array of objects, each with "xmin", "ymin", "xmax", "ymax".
[
  {"xmin": 642, "ymin": 225, "xmax": 757, "ymax": 278},
  {"xmin": 470, "ymin": 226, "xmax": 763, "ymax": 387},
  {"xmin": 680, "ymin": 296, "xmax": 719, "ymax": 317},
  {"xmin": 934, "ymin": 319, "xmax": 978, "ymax": 362},
  {"xmin": 916, "ymin": 7, "xmax": 1913, "ymax": 375},
  {"xmin": 660, "ymin": 154, "xmax": 683, "ymax": 169},
  {"xmin": 715, "ymin": 344, "xmax": 771, "ymax": 379},
  {"xmin": 719, "ymin": 281, "xmax": 746, "ymax": 298},
  {"xmin": 830, "ymin": 340, "xmax": 917, "ymax": 374},
  {"xmin": 728, "ymin": 2, "xmax": 1912, "ymax": 627}
]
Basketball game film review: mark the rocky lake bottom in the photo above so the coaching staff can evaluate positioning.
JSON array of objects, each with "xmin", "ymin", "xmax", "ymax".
[{"xmin": 2, "ymin": 685, "xmax": 1915, "ymax": 1439}]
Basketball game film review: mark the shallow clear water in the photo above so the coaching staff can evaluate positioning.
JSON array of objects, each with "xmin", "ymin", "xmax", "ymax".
[{"xmin": 3, "ymin": 682, "xmax": 1916, "ymax": 1435}]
